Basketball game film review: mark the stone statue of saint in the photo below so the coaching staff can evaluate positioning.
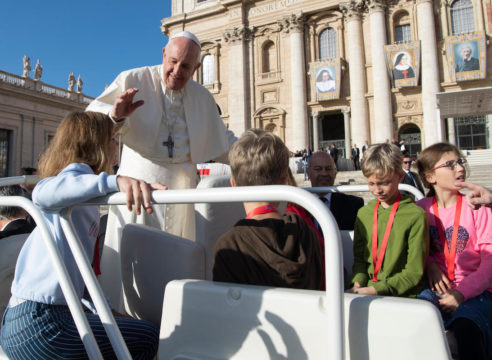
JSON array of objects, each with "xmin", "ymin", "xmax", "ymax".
[
  {"xmin": 68, "ymin": 72, "xmax": 76, "ymax": 92},
  {"xmin": 22, "ymin": 55, "xmax": 31, "ymax": 78},
  {"xmin": 76, "ymin": 75, "xmax": 83, "ymax": 93},
  {"xmin": 34, "ymin": 59, "xmax": 43, "ymax": 81}
]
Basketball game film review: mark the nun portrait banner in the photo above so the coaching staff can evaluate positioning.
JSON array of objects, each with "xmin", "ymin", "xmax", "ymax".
[
  {"xmin": 384, "ymin": 41, "xmax": 420, "ymax": 88},
  {"xmin": 309, "ymin": 59, "xmax": 341, "ymax": 101}
]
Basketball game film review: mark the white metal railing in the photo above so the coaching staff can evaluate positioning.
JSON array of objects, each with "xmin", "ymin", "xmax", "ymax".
[
  {"xmin": 60, "ymin": 209, "xmax": 132, "ymax": 360},
  {"xmin": 67, "ymin": 185, "xmax": 345, "ymax": 360},
  {"xmin": 0, "ymin": 182, "xmax": 423, "ymax": 359},
  {"xmin": 0, "ymin": 196, "xmax": 106, "ymax": 359},
  {"xmin": 0, "ymin": 175, "xmax": 39, "ymax": 187},
  {"xmin": 306, "ymin": 183, "xmax": 425, "ymax": 201}
]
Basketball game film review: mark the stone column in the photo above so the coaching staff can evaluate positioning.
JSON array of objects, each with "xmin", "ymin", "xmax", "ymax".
[
  {"xmin": 279, "ymin": 14, "xmax": 308, "ymax": 150},
  {"xmin": 368, "ymin": 0, "xmax": 393, "ymax": 142},
  {"xmin": 417, "ymin": 0, "xmax": 442, "ymax": 146},
  {"xmin": 343, "ymin": 108, "xmax": 352, "ymax": 158},
  {"xmin": 340, "ymin": 1, "xmax": 369, "ymax": 148},
  {"xmin": 224, "ymin": 26, "xmax": 249, "ymax": 136},
  {"xmin": 447, "ymin": 117, "xmax": 456, "ymax": 145},
  {"xmin": 313, "ymin": 112, "xmax": 320, "ymax": 151}
]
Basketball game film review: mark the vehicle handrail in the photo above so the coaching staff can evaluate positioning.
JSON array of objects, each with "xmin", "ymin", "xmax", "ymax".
[
  {"xmin": 66, "ymin": 185, "xmax": 345, "ymax": 360},
  {"xmin": 60, "ymin": 210, "xmax": 132, "ymax": 360},
  {"xmin": 0, "ymin": 196, "xmax": 104, "ymax": 360},
  {"xmin": 305, "ymin": 183, "xmax": 425, "ymax": 201},
  {"xmin": 0, "ymin": 175, "xmax": 39, "ymax": 187}
]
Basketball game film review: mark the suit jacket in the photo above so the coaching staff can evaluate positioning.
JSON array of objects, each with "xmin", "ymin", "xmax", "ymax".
[
  {"xmin": 331, "ymin": 147, "xmax": 339, "ymax": 162},
  {"xmin": 455, "ymin": 57, "xmax": 479, "ymax": 72},
  {"xmin": 401, "ymin": 171, "xmax": 425, "ymax": 195},
  {"xmin": 351, "ymin": 147, "xmax": 360, "ymax": 159},
  {"xmin": 0, "ymin": 218, "xmax": 35, "ymax": 239},
  {"xmin": 329, "ymin": 193, "xmax": 364, "ymax": 231}
]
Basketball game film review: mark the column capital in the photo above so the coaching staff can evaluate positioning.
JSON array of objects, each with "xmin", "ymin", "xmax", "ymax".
[
  {"xmin": 367, "ymin": 0, "xmax": 386, "ymax": 13},
  {"xmin": 312, "ymin": 111, "xmax": 320, "ymax": 119},
  {"xmin": 340, "ymin": 0, "xmax": 366, "ymax": 20},
  {"xmin": 342, "ymin": 107, "xmax": 351, "ymax": 115},
  {"xmin": 416, "ymin": 0, "xmax": 433, "ymax": 5},
  {"xmin": 278, "ymin": 13, "xmax": 305, "ymax": 34},
  {"xmin": 223, "ymin": 26, "xmax": 251, "ymax": 44}
]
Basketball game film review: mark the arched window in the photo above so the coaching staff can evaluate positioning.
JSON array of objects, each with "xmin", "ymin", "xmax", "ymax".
[
  {"xmin": 319, "ymin": 27, "xmax": 337, "ymax": 60},
  {"xmin": 202, "ymin": 54, "xmax": 214, "ymax": 85},
  {"xmin": 393, "ymin": 11, "xmax": 411, "ymax": 43},
  {"xmin": 262, "ymin": 41, "xmax": 276, "ymax": 73},
  {"xmin": 451, "ymin": 0, "xmax": 475, "ymax": 34}
]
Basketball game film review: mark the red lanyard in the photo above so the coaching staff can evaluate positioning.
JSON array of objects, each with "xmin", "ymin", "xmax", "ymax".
[
  {"xmin": 246, "ymin": 205, "xmax": 278, "ymax": 219},
  {"xmin": 432, "ymin": 194, "xmax": 463, "ymax": 282},
  {"xmin": 372, "ymin": 193, "xmax": 401, "ymax": 282}
]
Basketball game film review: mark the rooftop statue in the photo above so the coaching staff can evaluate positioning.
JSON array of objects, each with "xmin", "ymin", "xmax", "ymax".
[
  {"xmin": 22, "ymin": 55, "xmax": 31, "ymax": 78},
  {"xmin": 34, "ymin": 59, "xmax": 43, "ymax": 81}
]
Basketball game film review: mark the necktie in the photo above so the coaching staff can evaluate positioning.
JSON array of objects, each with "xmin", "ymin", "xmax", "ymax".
[{"xmin": 408, "ymin": 172, "xmax": 417, "ymax": 187}]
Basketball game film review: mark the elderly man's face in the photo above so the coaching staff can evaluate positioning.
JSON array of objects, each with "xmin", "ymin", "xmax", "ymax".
[
  {"xmin": 307, "ymin": 152, "xmax": 337, "ymax": 187},
  {"xmin": 461, "ymin": 47, "xmax": 471, "ymax": 60},
  {"xmin": 162, "ymin": 37, "xmax": 201, "ymax": 90}
]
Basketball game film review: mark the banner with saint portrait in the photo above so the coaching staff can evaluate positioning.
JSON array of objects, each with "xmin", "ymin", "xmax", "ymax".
[
  {"xmin": 384, "ymin": 41, "xmax": 420, "ymax": 88},
  {"xmin": 445, "ymin": 31, "xmax": 486, "ymax": 82},
  {"xmin": 309, "ymin": 59, "xmax": 341, "ymax": 101}
]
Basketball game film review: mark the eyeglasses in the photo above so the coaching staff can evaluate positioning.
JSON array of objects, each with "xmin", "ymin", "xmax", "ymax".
[
  {"xmin": 432, "ymin": 158, "xmax": 467, "ymax": 171},
  {"xmin": 403, "ymin": 161, "xmax": 412, "ymax": 165}
]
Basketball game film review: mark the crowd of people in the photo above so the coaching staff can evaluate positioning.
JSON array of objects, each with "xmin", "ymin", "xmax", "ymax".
[{"xmin": 0, "ymin": 29, "xmax": 491, "ymax": 359}]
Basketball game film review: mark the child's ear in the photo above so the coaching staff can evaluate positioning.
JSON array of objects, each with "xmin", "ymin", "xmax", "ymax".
[
  {"xmin": 230, "ymin": 177, "xmax": 236, "ymax": 187},
  {"xmin": 425, "ymin": 172, "xmax": 436, "ymax": 186}
]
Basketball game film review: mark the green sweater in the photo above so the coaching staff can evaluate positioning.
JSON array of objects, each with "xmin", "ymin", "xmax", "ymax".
[{"xmin": 351, "ymin": 195, "xmax": 429, "ymax": 297}]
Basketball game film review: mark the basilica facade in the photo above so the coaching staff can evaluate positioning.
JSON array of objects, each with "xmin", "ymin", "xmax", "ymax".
[{"xmin": 161, "ymin": 0, "xmax": 492, "ymax": 158}]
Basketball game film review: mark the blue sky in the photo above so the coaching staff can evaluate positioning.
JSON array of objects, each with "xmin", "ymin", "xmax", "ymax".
[{"xmin": 1, "ymin": 0, "xmax": 172, "ymax": 97}]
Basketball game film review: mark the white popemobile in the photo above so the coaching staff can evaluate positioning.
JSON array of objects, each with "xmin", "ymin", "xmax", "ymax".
[{"xmin": 0, "ymin": 175, "xmax": 452, "ymax": 360}]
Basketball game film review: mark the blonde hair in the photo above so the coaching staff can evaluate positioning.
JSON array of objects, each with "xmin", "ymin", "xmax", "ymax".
[
  {"xmin": 229, "ymin": 129, "xmax": 289, "ymax": 186},
  {"xmin": 38, "ymin": 111, "xmax": 114, "ymax": 179},
  {"xmin": 416, "ymin": 142, "xmax": 466, "ymax": 197},
  {"xmin": 361, "ymin": 143, "xmax": 403, "ymax": 178}
]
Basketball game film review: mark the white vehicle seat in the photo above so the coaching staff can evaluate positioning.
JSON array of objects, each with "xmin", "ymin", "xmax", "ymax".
[
  {"xmin": 195, "ymin": 176, "xmax": 246, "ymax": 280},
  {"xmin": 0, "ymin": 233, "xmax": 29, "ymax": 322},
  {"xmin": 0, "ymin": 345, "xmax": 7, "ymax": 360},
  {"xmin": 120, "ymin": 224, "xmax": 205, "ymax": 326},
  {"xmin": 159, "ymin": 279, "xmax": 451, "ymax": 360}
]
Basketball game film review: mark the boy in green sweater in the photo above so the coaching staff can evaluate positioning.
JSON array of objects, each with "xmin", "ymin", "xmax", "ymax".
[{"xmin": 348, "ymin": 143, "xmax": 428, "ymax": 297}]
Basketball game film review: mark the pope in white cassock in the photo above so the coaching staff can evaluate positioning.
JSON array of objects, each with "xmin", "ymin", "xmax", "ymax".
[{"xmin": 86, "ymin": 31, "xmax": 236, "ymax": 311}]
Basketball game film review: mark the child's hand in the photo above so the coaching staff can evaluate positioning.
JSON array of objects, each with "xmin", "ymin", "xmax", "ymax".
[
  {"xmin": 439, "ymin": 289, "xmax": 464, "ymax": 314},
  {"xmin": 345, "ymin": 282, "xmax": 361, "ymax": 293},
  {"xmin": 353, "ymin": 286, "xmax": 377, "ymax": 296},
  {"xmin": 117, "ymin": 176, "xmax": 168, "ymax": 214},
  {"xmin": 426, "ymin": 262, "xmax": 451, "ymax": 295}
]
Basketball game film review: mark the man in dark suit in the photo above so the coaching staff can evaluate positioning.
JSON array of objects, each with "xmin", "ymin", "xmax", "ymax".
[
  {"xmin": 400, "ymin": 156, "xmax": 425, "ymax": 196},
  {"xmin": 351, "ymin": 144, "xmax": 360, "ymax": 170},
  {"xmin": 330, "ymin": 143, "xmax": 339, "ymax": 169},
  {"xmin": 0, "ymin": 185, "xmax": 35, "ymax": 239},
  {"xmin": 307, "ymin": 151, "xmax": 364, "ymax": 230}
]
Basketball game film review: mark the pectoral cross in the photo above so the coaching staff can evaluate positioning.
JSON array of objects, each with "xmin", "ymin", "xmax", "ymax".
[
  {"xmin": 163, "ymin": 134, "xmax": 174, "ymax": 158},
  {"xmin": 402, "ymin": 70, "xmax": 408, "ymax": 79}
]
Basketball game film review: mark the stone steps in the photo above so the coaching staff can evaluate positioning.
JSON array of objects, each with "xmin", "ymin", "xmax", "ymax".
[{"xmin": 465, "ymin": 149, "xmax": 492, "ymax": 166}]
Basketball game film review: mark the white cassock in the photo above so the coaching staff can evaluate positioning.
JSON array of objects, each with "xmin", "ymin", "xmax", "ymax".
[{"xmin": 86, "ymin": 64, "xmax": 235, "ymax": 310}]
